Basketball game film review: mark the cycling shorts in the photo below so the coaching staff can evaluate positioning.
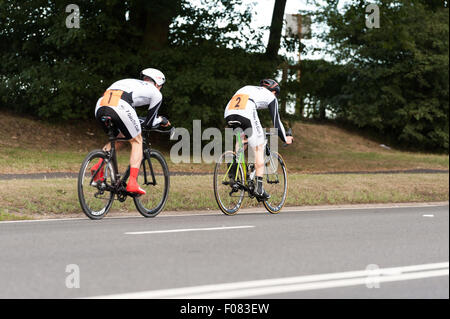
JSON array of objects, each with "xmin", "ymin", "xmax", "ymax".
[
  {"xmin": 95, "ymin": 96, "xmax": 141, "ymax": 140},
  {"xmin": 224, "ymin": 107, "xmax": 265, "ymax": 148}
]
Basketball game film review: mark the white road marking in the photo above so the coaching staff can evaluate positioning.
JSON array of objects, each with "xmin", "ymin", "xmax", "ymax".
[
  {"xmin": 124, "ymin": 225, "xmax": 255, "ymax": 235},
  {"xmin": 0, "ymin": 203, "xmax": 447, "ymax": 224},
  {"xmin": 182, "ymin": 269, "xmax": 449, "ymax": 299},
  {"xmin": 423, "ymin": 214, "xmax": 435, "ymax": 217},
  {"xmin": 87, "ymin": 262, "xmax": 449, "ymax": 299}
]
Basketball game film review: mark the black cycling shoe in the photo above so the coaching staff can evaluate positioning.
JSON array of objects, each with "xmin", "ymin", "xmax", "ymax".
[
  {"xmin": 254, "ymin": 176, "xmax": 270, "ymax": 199},
  {"xmin": 254, "ymin": 188, "xmax": 270, "ymax": 199}
]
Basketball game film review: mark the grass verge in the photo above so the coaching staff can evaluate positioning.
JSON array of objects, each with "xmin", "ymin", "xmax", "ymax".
[
  {"xmin": 0, "ymin": 208, "xmax": 32, "ymax": 221},
  {"xmin": 0, "ymin": 173, "xmax": 447, "ymax": 220},
  {"xmin": 0, "ymin": 144, "xmax": 447, "ymax": 174},
  {"xmin": 1, "ymin": 117, "xmax": 448, "ymax": 174}
]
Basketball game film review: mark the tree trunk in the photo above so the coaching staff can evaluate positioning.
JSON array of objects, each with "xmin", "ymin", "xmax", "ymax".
[
  {"xmin": 265, "ymin": 0, "xmax": 287, "ymax": 59},
  {"xmin": 319, "ymin": 102, "xmax": 326, "ymax": 121},
  {"xmin": 129, "ymin": 0, "xmax": 181, "ymax": 51}
]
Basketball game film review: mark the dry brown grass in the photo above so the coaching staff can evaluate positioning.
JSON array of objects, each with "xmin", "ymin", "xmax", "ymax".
[
  {"xmin": 0, "ymin": 110, "xmax": 105, "ymax": 152},
  {"xmin": 280, "ymin": 122, "xmax": 448, "ymax": 173},
  {"xmin": 0, "ymin": 111, "xmax": 448, "ymax": 174}
]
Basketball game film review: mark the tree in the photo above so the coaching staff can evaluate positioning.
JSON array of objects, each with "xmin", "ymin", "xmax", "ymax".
[
  {"xmin": 0, "ymin": 0, "xmax": 276, "ymax": 131},
  {"xmin": 129, "ymin": 0, "xmax": 181, "ymax": 51},
  {"xmin": 311, "ymin": 0, "xmax": 449, "ymax": 151},
  {"xmin": 265, "ymin": 0, "xmax": 287, "ymax": 59}
]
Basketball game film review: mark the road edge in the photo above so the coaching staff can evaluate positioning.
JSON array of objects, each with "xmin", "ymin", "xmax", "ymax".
[{"xmin": 1, "ymin": 201, "xmax": 448, "ymax": 223}]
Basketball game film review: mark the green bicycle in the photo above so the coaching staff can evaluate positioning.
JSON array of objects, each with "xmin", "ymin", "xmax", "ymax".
[{"xmin": 213, "ymin": 129, "xmax": 291, "ymax": 215}]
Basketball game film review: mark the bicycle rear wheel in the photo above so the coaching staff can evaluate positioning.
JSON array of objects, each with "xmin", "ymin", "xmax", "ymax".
[
  {"xmin": 78, "ymin": 150, "xmax": 115, "ymax": 219},
  {"xmin": 263, "ymin": 152, "xmax": 288, "ymax": 214},
  {"xmin": 213, "ymin": 151, "xmax": 245, "ymax": 216},
  {"xmin": 134, "ymin": 150, "xmax": 170, "ymax": 217}
]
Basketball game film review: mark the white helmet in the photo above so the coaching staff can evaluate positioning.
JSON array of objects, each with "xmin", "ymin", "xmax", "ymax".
[{"xmin": 140, "ymin": 68, "xmax": 166, "ymax": 86}]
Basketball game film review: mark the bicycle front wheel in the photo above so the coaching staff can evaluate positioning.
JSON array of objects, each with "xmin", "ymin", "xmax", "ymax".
[
  {"xmin": 134, "ymin": 150, "xmax": 170, "ymax": 217},
  {"xmin": 78, "ymin": 150, "xmax": 115, "ymax": 220},
  {"xmin": 213, "ymin": 151, "xmax": 245, "ymax": 216},
  {"xmin": 263, "ymin": 152, "xmax": 288, "ymax": 214}
]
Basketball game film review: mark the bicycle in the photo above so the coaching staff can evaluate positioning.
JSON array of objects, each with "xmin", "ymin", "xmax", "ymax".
[
  {"xmin": 77, "ymin": 115, "xmax": 174, "ymax": 220},
  {"xmin": 213, "ymin": 128, "xmax": 292, "ymax": 215}
]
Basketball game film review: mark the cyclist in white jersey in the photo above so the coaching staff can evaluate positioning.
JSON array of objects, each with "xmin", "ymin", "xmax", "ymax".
[
  {"xmin": 224, "ymin": 79, "xmax": 293, "ymax": 199},
  {"xmin": 92, "ymin": 68, "xmax": 170, "ymax": 195}
]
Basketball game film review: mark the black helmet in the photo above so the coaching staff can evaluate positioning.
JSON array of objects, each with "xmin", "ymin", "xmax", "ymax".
[{"xmin": 260, "ymin": 79, "xmax": 280, "ymax": 97}]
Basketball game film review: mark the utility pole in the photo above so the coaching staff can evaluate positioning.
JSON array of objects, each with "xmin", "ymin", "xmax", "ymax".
[
  {"xmin": 296, "ymin": 14, "xmax": 303, "ymax": 119},
  {"xmin": 284, "ymin": 13, "xmax": 311, "ymax": 119}
]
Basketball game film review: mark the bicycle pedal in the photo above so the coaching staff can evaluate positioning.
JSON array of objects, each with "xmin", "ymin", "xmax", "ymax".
[
  {"xmin": 255, "ymin": 193, "xmax": 270, "ymax": 201},
  {"xmin": 126, "ymin": 191, "xmax": 142, "ymax": 198},
  {"xmin": 91, "ymin": 180, "xmax": 105, "ymax": 187}
]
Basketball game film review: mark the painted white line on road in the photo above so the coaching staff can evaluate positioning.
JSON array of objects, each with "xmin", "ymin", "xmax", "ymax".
[
  {"xmin": 124, "ymin": 225, "xmax": 255, "ymax": 235},
  {"xmin": 87, "ymin": 261, "xmax": 449, "ymax": 299},
  {"xmin": 423, "ymin": 214, "xmax": 435, "ymax": 217},
  {"xmin": 183, "ymin": 269, "xmax": 449, "ymax": 299}
]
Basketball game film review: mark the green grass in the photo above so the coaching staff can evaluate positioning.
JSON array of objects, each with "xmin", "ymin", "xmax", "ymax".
[
  {"xmin": 0, "ymin": 208, "xmax": 32, "ymax": 221},
  {"xmin": 0, "ymin": 173, "xmax": 447, "ymax": 219},
  {"xmin": 0, "ymin": 144, "xmax": 447, "ymax": 175},
  {"xmin": 0, "ymin": 147, "xmax": 134, "ymax": 174},
  {"xmin": 1, "ymin": 118, "xmax": 448, "ymax": 174}
]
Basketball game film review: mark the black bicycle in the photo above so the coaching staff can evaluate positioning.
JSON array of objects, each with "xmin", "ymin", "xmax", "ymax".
[{"xmin": 78, "ymin": 116, "xmax": 173, "ymax": 219}]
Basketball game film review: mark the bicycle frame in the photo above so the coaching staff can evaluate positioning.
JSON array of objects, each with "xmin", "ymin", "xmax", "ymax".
[
  {"xmin": 94, "ymin": 122, "xmax": 160, "ymax": 199},
  {"xmin": 141, "ymin": 132, "xmax": 157, "ymax": 186},
  {"xmin": 214, "ymin": 128, "xmax": 291, "ymax": 215},
  {"xmin": 222, "ymin": 131, "xmax": 281, "ymax": 191},
  {"xmin": 223, "ymin": 131, "xmax": 248, "ymax": 185}
]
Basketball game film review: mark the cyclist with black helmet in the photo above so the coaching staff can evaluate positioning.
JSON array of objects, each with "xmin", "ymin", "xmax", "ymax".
[
  {"xmin": 224, "ymin": 79, "xmax": 293, "ymax": 199},
  {"xmin": 92, "ymin": 68, "xmax": 170, "ymax": 195}
]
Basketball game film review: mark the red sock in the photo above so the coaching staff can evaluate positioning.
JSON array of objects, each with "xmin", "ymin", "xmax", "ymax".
[
  {"xmin": 129, "ymin": 167, "xmax": 139, "ymax": 183},
  {"xmin": 127, "ymin": 167, "xmax": 145, "ymax": 195},
  {"xmin": 92, "ymin": 158, "xmax": 104, "ymax": 170}
]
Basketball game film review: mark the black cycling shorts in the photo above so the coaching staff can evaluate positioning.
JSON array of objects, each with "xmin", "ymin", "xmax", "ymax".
[{"xmin": 95, "ymin": 106, "xmax": 133, "ymax": 140}]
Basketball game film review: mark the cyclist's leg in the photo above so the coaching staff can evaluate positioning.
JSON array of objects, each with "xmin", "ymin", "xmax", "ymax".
[
  {"xmin": 247, "ymin": 108, "xmax": 265, "ymax": 175},
  {"xmin": 126, "ymin": 133, "xmax": 146, "ymax": 195},
  {"xmin": 96, "ymin": 101, "xmax": 145, "ymax": 195},
  {"xmin": 129, "ymin": 133, "xmax": 143, "ymax": 169},
  {"xmin": 247, "ymin": 109, "xmax": 268, "ymax": 198},
  {"xmin": 235, "ymin": 133, "xmax": 248, "ymax": 152},
  {"xmin": 108, "ymin": 102, "xmax": 145, "ymax": 195},
  {"xmin": 101, "ymin": 132, "xmax": 126, "ymax": 152},
  {"xmin": 93, "ymin": 105, "xmax": 124, "ymax": 182}
]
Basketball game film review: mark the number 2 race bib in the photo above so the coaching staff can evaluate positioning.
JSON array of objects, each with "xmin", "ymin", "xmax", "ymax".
[{"xmin": 227, "ymin": 94, "xmax": 250, "ymax": 111}]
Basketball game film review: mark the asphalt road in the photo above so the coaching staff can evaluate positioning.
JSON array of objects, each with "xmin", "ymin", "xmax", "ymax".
[{"xmin": 0, "ymin": 204, "xmax": 448, "ymax": 299}]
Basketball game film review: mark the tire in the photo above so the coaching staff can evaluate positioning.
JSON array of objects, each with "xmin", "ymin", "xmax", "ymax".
[
  {"xmin": 134, "ymin": 150, "xmax": 170, "ymax": 217},
  {"xmin": 262, "ymin": 152, "xmax": 288, "ymax": 214},
  {"xmin": 213, "ymin": 151, "xmax": 245, "ymax": 216},
  {"xmin": 78, "ymin": 150, "xmax": 115, "ymax": 220}
]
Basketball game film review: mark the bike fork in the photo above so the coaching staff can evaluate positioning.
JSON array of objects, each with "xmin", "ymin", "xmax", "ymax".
[{"xmin": 143, "ymin": 149, "xmax": 156, "ymax": 186}]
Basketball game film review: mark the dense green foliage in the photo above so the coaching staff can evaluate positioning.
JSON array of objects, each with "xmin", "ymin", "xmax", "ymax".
[
  {"xmin": 1, "ymin": 0, "xmax": 448, "ymax": 151},
  {"xmin": 309, "ymin": 0, "xmax": 449, "ymax": 151},
  {"xmin": 143, "ymin": 45, "xmax": 277, "ymax": 129},
  {"xmin": 0, "ymin": 0, "xmax": 276, "ymax": 130}
]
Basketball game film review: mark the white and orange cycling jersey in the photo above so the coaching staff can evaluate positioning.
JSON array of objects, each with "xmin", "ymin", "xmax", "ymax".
[
  {"xmin": 95, "ymin": 79, "xmax": 164, "ymax": 139},
  {"xmin": 224, "ymin": 85, "xmax": 287, "ymax": 147}
]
